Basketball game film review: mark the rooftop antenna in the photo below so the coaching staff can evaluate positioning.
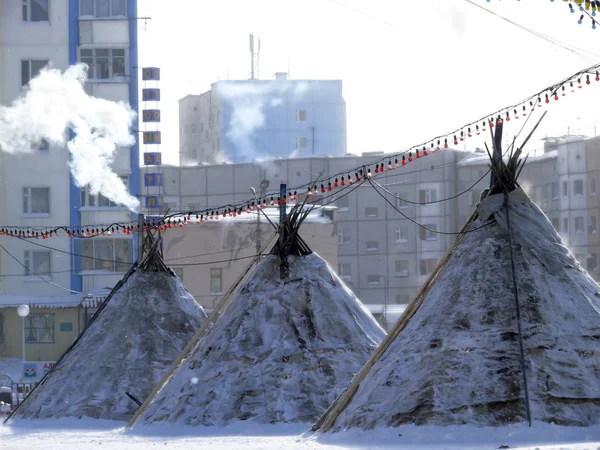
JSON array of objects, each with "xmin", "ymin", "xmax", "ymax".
[{"xmin": 249, "ymin": 33, "xmax": 261, "ymax": 80}]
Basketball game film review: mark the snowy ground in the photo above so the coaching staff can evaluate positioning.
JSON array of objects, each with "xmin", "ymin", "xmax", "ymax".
[{"xmin": 2, "ymin": 419, "xmax": 600, "ymax": 449}]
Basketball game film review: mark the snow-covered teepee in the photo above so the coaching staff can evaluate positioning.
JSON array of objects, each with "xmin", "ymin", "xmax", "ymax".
[
  {"xmin": 8, "ymin": 230, "xmax": 208, "ymax": 421},
  {"xmin": 313, "ymin": 117, "xmax": 600, "ymax": 432},
  {"xmin": 129, "ymin": 205, "xmax": 386, "ymax": 427}
]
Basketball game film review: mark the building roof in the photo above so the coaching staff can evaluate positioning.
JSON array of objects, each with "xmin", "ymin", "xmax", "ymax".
[{"xmin": 0, "ymin": 294, "xmax": 83, "ymax": 309}]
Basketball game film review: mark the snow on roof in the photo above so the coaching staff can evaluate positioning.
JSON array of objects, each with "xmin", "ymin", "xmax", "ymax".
[
  {"xmin": 216, "ymin": 205, "xmax": 334, "ymax": 225},
  {"xmin": 458, "ymin": 150, "xmax": 558, "ymax": 167},
  {"xmin": 0, "ymin": 294, "xmax": 83, "ymax": 309}
]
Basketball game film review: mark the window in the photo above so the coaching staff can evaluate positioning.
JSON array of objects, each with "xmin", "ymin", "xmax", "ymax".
[
  {"xmin": 296, "ymin": 110, "xmax": 307, "ymax": 122},
  {"xmin": 366, "ymin": 275, "xmax": 380, "ymax": 285},
  {"xmin": 0, "ymin": 313, "xmax": 4, "ymax": 344},
  {"xmin": 24, "ymin": 250, "xmax": 51, "ymax": 277},
  {"xmin": 592, "ymin": 179, "xmax": 597, "ymax": 196},
  {"xmin": 394, "ymin": 226, "xmax": 408, "ymax": 243},
  {"xmin": 365, "ymin": 207, "xmax": 378, "ymax": 217},
  {"xmin": 396, "ymin": 293, "xmax": 410, "ymax": 305},
  {"xmin": 210, "ymin": 268, "xmax": 223, "ymax": 293},
  {"xmin": 337, "ymin": 227, "xmax": 351, "ymax": 245},
  {"xmin": 25, "ymin": 313, "xmax": 54, "ymax": 344},
  {"xmin": 563, "ymin": 217, "xmax": 569, "ymax": 233},
  {"xmin": 543, "ymin": 185, "xmax": 548, "ymax": 202},
  {"xmin": 172, "ymin": 267, "xmax": 184, "ymax": 281},
  {"xmin": 80, "ymin": 48, "xmax": 126, "ymax": 79},
  {"xmin": 295, "ymin": 137, "xmax": 307, "ymax": 149},
  {"xmin": 590, "ymin": 216, "xmax": 597, "ymax": 234},
  {"xmin": 81, "ymin": 239, "xmax": 131, "ymax": 272},
  {"xmin": 394, "ymin": 193, "xmax": 408, "ymax": 209},
  {"xmin": 576, "ymin": 253, "xmax": 585, "ymax": 264},
  {"xmin": 588, "ymin": 254, "xmax": 598, "ymax": 272},
  {"xmin": 80, "ymin": 0, "xmax": 126, "ymax": 17},
  {"xmin": 575, "ymin": 216, "xmax": 584, "ymax": 233},
  {"xmin": 574, "ymin": 180, "xmax": 584, "ymax": 196},
  {"xmin": 23, "ymin": 187, "xmax": 50, "ymax": 215},
  {"xmin": 419, "ymin": 189, "xmax": 437, "ymax": 204},
  {"xmin": 338, "ymin": 263, "xmax": 352, "ymax": 280},
  {"xmin": 81, "ymin": 175, "xmax": 129, "ymax": 207},
  {"xmin": 419, "ymin": 224, "xmax": 437, "ymax": 241},
  {"xmin": 551, "ymin": 218, "xmax": 559, "ymax": 231},
  {"xmin": 551, "ymin": 182, "xmax": 559, "ymax": 200},
  {"xmin": 366, "ymin": 240, "xmax": 379, "ymax": 252},
  {"xmin": 23, "ymin": 0, "xmax": 49, "ymax": 22},
  {"xmin": 419, "ymin": 258, "xmax": 438, "ymax": 276},
  {"xmin": 395, "ymin": 260, "xmax": 410, "ymax": 277},
  {"xmin": 21, "ymin": 59, "xmax": 49, "ymax": 86},
  {"xmin": 191, "ymin": 123, "xmax": 197, "ymax": 135},
  {"xmin": 336, "ymin": 195, "xmax": 350, "ymax": 211},
  {"xmin": 563, "ymin": 181, "xmax": 568, "ymax": 197}
]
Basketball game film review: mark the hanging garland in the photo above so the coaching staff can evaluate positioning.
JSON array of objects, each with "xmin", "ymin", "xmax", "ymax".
[{"xmin": 1, "ymin": 61, "xmax": 600, "ymax": 239}]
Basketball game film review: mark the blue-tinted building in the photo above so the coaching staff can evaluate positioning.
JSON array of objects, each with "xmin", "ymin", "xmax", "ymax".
[{"xmin": 179, "ymin": 73, "xmax": 347, "ymax": 165}]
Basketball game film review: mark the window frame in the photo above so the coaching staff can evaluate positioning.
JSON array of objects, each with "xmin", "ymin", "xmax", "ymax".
[
  {"xmin": 80, "ymin": 0, "xmax": 127, "ymax": 18},
  {"xmin": 365, "ymin": 207, "xmax": 378, "ymax": 218},
  {"xmin": 563, "ymin": 217, "xmax": 569, "ymax": 233},
  {"xmin": 22, "ymin": 0, "xmax": 50, "ymax": 23},
  {"xmin": 419, "ymin": 224, "xmax": 438, "ymax": 241},
  {"xmin": 366, "ymin": 275, "xmax": 381, "ymax": 285},
  {"xmin": 574, "ymin": 179, "xmax": 584, "ymax": 196},
  {"xmin": 210, "ymin": 268, "xmax": 223, "ymax": 294},
  {"xmin": 79, "ymin": 47, "xmax": 127, "ymax": 80},
  {"xmin": 365, "ymin": 240, "xmax": 379, "ymax": 252},
  {"xmin": 394, "ymin": 226, "xmax": 408, "ymax": 243},
  {"xmin": 589, "ymin": 215, "xmax": 597, "ymax": 234},
  {"xmin": 295, "ymin": 136, "xmax": 307, "ymax": 150},
  {"xmin": 24, "ymin": 250, "xmax": 52, "ymax": 278},
  {"xmin": 592, "ymin": 179, "xmax": 597, "ymax": 196},
  {"xmin": 394, "ymin": 260, "xmax": 410, "ymax": 277},
  {"xmin": 25, "ymin": 313, "xmax": 55, "ymax": 344},
  {"xmin": 80, "ymin": 238, "xmax": 132, "ymax": 273},
  {"xmin": 21, "ymin": 59, "xmax": 50, "ymax": 86},
  {"xmin": 337, "ymin": 262, "xmax": 352, "ymax": 281},
  {"xmin": 295, "ymin": 110, "xmax": 307, "ymax": 122},
  {"xmin": 23, "ymin": 187, "xmax": 50, "ymax": 217},
  {"xmin": 337, "ymin": 227, "xmax": 351, "ymax": 245},
  {"xmin": 551, "ymin": 182, "xmax": 559, "ymax": 200},
  {"xmin": 419, "ymin": 258, "xmax": 438, "ymax": 276},
  {"xmin": 419, "ymin": 189, "xmax": 438, "ymax": 205},
  {"xmin": 80, "ymin": 175, "xmax": 129, "ymax": 209},
  {"xmin": 574, "ymin": 216, "xmax": 585, "ymax": 234}
]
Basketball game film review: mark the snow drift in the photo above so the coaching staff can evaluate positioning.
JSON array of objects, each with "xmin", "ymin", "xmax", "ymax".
[
  {"xmin": 11, "ymin": 270, "xmax": 207, "ymax": 421},
  {"xmin": 133, "ymin": 253, "xmax": 386, "ymax": 427},
  {"xmin": 316, "ymin": 188, "xmax": 600, "ymax": 431}
]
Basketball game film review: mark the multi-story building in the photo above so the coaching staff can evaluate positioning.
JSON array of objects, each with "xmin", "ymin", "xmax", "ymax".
[
  {"xmin": 178, "ymin": 73, "xmax": 347, "ymax": 165},
  {"xmin": 140, "ymin": 149, "xmax": 465, "ymax": 330},
  {"xmin": 0, "ymin": 1, "xmax": 139, "ymax": 357},
  {"xmin": 142, "ymin": 135, "xmax": 600, "ymax": 330}
]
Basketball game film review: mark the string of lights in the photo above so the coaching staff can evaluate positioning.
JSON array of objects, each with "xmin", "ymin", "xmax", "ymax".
[{"xmin": 1, "ymin": 61, "xmax": 599, "ymax": 238}]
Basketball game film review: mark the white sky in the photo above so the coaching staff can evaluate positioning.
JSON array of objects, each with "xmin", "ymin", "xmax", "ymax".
[{"xmin": 137, "ymin": 0, "xmax": 600, "ymax": 165}]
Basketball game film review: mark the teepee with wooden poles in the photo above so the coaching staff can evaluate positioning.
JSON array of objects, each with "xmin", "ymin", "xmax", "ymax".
[
  {"xmin": 7, "ymin": 225, "xmax": 208, "ymax": 422},
  {"xmin": 128, "ymin": 201, "xmax": 386, "ymax": 428},
  {"xmin": 313, "ymin": 113, "xmax": 600, "ymax": 432}
]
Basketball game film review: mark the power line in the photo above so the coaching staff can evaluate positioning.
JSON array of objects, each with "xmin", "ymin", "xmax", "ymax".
[
  {"xmin": 368, "ymin": 179, "xmax": 493, "ymax": 236},
  {"xmin": 0, "ymin": 242, "xmax": 83, "ymax": 294}
]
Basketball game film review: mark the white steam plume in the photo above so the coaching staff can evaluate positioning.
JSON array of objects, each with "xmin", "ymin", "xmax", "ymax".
[
  {"xmin": 0, "ymin": 64, "xmax": 139, "ymax": 211},
  {"xmin": 216, "ymin": 81, "xmax": 309, "ymax": 162}
]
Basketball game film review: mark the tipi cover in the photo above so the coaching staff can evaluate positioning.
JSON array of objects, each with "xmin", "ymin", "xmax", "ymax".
[
  {"xmin": 10, "ymin": 261, "xmax": 208, "ymax": 421},
  {"xmin": 315, "ymin": 146, "xmax": 600, "ymax": 431},
  {"xmin": 131, "ymin": 209, "xmax": 386, "ymax": 427}
]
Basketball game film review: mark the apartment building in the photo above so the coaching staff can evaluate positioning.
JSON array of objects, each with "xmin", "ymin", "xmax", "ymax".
[
  {"xmin": 140, "ymin": 149, "xmax": 465, "ymax": 330},
  {"xmin": 0, "ymin": 1, "xmax": 140, "ymax": 355},
  {"xmin": 178, "ymin": 73, "xmax": 347, "ymax": 165}
]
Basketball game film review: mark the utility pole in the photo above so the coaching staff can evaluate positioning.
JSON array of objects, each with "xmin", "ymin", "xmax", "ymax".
[
  {"xmin": 279, "ymin": 183, "xmax": 287, "ymax": 280},
  {"xmin": 138, "ymin": 213, "xmax": 145, "ymax": 261}
]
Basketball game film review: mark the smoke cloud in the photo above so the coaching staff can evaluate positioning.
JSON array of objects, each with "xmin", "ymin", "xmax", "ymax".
[
  {"xmin": 216, "ymin": 81, "xmax": 310, "ymax": 162},
  {"xmin": 0, "ymin": 64, "xmax": 139, "ymax": 211}
]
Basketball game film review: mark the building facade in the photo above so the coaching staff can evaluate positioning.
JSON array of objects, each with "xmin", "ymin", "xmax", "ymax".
[
  {"xmin": 142, "ymin": 136, "xmax": 600, "ymax": 330},
  {"xmin": 0, "ymin": 0, "xmax": 140, "ymax": 301},
  {"xmin": 179, "ymin": 74, "xmax": 347, "ymax": 165},
  {"xmin": 158, "ymin": 209, "xmax": 337, "ymax": 313}
]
